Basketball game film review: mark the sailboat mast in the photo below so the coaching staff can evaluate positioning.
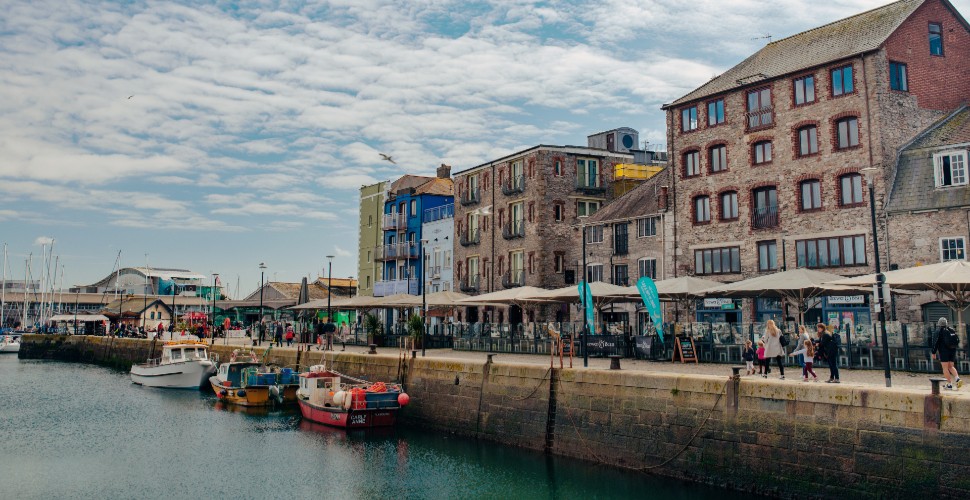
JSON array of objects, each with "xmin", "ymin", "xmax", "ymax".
[
  {"xmin": 23, "ymin": 254, "xmax": 31, "ymax": 328},
  {"xmin": 1, "ymin": 243, "xmax": 6, "ymax": 330},
  {"xmin": 39, "ymin": 243, "xmax": 47, "ymax": 328}
]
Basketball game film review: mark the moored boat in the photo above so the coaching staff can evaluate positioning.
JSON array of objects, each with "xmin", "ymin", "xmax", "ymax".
[
  {"xmin": 296, "ymin": 366, "xmax": 409, "ymax": 428},
  {"xmin": 130, "ymin": 340, "xmax": 216, "ymax": 389},
  {"xmin": 0, "ymin": 334, "xmax": 21, "ymax": 354},
  {"xmin": 208, "ymin": 349, "xmax": 299, "ymax": 407}
]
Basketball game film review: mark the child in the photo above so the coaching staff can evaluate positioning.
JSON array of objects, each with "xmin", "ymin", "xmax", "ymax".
[
  {"xmin": 789, "ymin": 339, "xmax": 819, "ymax": 382},
  {"xmin": 757, "ymin": 340, "xmax": 768, "ymax": 377},
  {"xmin": 742, "ymin": 340, "xmax": 756, "ymax": 376}
]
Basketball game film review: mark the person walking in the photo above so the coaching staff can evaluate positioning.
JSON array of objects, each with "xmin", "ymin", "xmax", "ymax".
[
  {"xmin": 932, "ymin": 317, "xmax": 962, "ymax": 390},
  {"xmin": 761, "ymin": 319, "xmax": 786, "ymax": 380},
  {"xmin": 819, "ymin": 323, "xmax": 840, "ymax": 383},
  {"xmin": 285, "ymin": 323, "xmax": 294, "ymax": 347},
  {"xmin": 742, "ymin": 339, "xmax": 756, "ymax": 376},
  {"xmin": 258, "ymin": 321, "xmax": 267, "ymax": 345},
  {"xmin": 757, "ymin": 340, "xmax": 768, "ymax": 377},
  {"xmin": 789, "ymin": 339, "xmax": 819, "ymax": 382},
  {"xmin": 795, "ymin": 325, "xmax": 811, "ymax": 369},
  {"xmin": 274, "ymin": 321, "xmax": 283, "ymax": 347}
]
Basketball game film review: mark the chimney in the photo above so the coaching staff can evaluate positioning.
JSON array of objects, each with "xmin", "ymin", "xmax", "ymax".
[
  {"xmin": 437, "ymin": 164, "xmax": 452, "ymax": 179},
  {"xmin": 659, "ymin": 186, "xmax": 669, "ymax": 212}
]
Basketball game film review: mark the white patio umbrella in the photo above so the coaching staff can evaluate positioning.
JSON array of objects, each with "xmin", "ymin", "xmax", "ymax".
[
  {"xmin": 532, "ymin": 282, "xmax": 633, "ymax": 308},
  {"xmin": 457, "ymin": 286, "xmax": 551, "ymax": 305},
  {"xmin": 620, "ymin": 276, "xmax": 722, "ymax": 300}
]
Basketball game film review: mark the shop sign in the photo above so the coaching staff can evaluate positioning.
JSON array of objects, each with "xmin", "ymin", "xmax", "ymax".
[
  {"xmin": 704, "ymin": 298, "xmax": 733, "ymax": 308},
  {"xmin": 828, "ymin": 295, "xmax": 865, "ymax": 305}
]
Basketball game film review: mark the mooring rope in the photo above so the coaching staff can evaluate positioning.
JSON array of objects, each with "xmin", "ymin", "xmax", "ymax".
[{"xmin": 507, "ymin": 367, "xmax": 553, "ymax": 401}]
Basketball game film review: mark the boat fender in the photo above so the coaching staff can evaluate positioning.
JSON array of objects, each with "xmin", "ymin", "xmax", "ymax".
[
  {"xmin": 218, "ymin": 390, "xmax": 228, "ymax": 398},
  {"xmin": 398, "ymin": 393, "xmax": 410, "ymax": 407},
  {"xmin": 343, "ymin": 390, "xmax": 352, "ymax": 410},
  {"xmin": 333, "ymin": 391, "xmax": 346, "ymax": 407},
  {"xmin": 237, "ymin": 389, "xmax": 246, "ymax": 397},
  {"xmin": 269, "ymin": 386, "xmax": 282, "ymax": 404}
]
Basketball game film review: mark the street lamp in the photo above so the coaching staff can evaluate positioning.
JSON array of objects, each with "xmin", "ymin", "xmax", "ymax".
[
  {"xmin": 326, "ymin": 255, "xmax": 335, "ymax": 331},
  {"xmin": 421, "ymin": 238, "xmax": 429, "ymax": 357},
  {"xmin": 211, "ymin": 273, "xmax": 219, "ymax": 344},
  {"xmin": 862, "ymin": 167, "xmax": 892, "ymax": 388},
  {"xmin": 579, "ymin": 214, "xmax": 589, "ymax": 368},
  {"xmin": 258, "ymin": 262, "xmax": 266, "ymax": 346}
]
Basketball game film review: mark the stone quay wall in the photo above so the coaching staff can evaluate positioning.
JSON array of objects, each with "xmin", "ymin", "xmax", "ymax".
[{"xmin": 19, "ymin": 335, "xmax": 970, "ymax": 498}]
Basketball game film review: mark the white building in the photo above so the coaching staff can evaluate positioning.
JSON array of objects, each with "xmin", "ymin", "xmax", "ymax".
[{"xmin": 422, "ymin": 203, "xmax": 454, "ymax": 293}]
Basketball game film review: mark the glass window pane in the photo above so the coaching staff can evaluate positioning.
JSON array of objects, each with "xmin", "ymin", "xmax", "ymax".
[
  {"xmin": 805, "ymin": 76, "xmax": 814, "ymax": 101},
  {"xmin": 731, "ymin": 248, "xmax": 740, "ymax": 272},
  {"xmin": 807, "ymin": 241, "xmax": 818, "ymax": 267},
  {"xmin": 695, "ymin": 252, "xmax": 703, "ymax": 274},
  {"xmin": 818, "ymin": 240, "xmax": 829, "ymax": 267},
  {"xmin": 843, "ymin": 237, "xmax": 855, "ymax": 265},
  {"xmin": 712, "ymin": 250, "xmax": 722, "ymax": 273},
  {"xmin": 796, "ymin": 241, "xmax": 806, "ymax": 268},
  {"xmin": 833, "ymin": 69, "xmax": 843, "ymax": 95},
  {"xmin": 704, "ymin": 251, "xmax": 713, "ymax": 274},
  {"xmin": 855, "ymin": 236, "xmax": 866, "ymax": 264},
  {"xmin": 844, "ymin": 66, "xmax": 853, "ymax": 93},
  {"xmin": 829, "ymin": 239, "xmax": 841, "ymax": 266}
]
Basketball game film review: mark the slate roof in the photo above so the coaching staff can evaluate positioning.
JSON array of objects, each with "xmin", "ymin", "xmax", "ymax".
[
  {"xmin": 587, "ymin": 168, "xmax": 672, "ymax": 224},
  {"xmin": 886, "ymin": 105, "xmax": 970, "ymax": 213},
  {"xmin": 390, "ymin": 175, "xmax": 435, "ymax": 193},
  {"xmin": 668, "ymin": 0, "xmax": 923, "ymax": 107},
  {"xmin": 102, "ymin": 298, "xmax": 171, "ymax": 317}
]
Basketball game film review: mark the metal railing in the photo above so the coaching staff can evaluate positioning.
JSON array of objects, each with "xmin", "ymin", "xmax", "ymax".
[
  {"xmin": 373, "ymin": 279, "xmax": 418, "ymax": 296},
  {"xmin": 459, "ymin": 228, "xmax": 480, "ymax": 247},
  {"xmin": 502, "ymin": 175, "xmax": 525, "ymax": 195},
  {"xmin": 752, "ymin": 205, "xmax": 779, "ymax": 229},
  {"xmin": 501, "ymin": 269, "xmax": 525, "ymax": 288},
  {"xmin": 376, "ymin": 242, "xmax": 419, "ymax": 260},
  {"xmin": 746, "ymin": 106, "xmax": 774, "ymax": 130},
  {"xmin": 381, "ymin": 213, "xmax": 406, "ymax": 230},
  {"xmin": 502, "ymin": 218, "xmax": 525, "ymax": 239},
  {"xmin": 459, "ymin": 275, "xmax": 480, "ymax": 293},
  {"xmin": 459, "ymin": 188, "xmax": 481, "ymax": 206},
  {"xmin": 422, "ymin": 204, "xmax": 454, "ymax": 223}
]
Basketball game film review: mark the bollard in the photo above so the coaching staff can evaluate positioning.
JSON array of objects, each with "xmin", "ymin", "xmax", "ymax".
[
  {"xmin": 929, "ymin": 377, "xmax": 947, "ymax": 395},
  {"xmin": 411, "ymin": 350, "xmax": 417, "ymax": 359},
  {"xmin": 487, "ymin": 354, "xmax": 494, "ymax": 364},
  {"xmin": 731, "ymin": 366, "xmax": 743, "ymax": 378},
  {"xmin": 368, "ymin": 344, "xmax": 377, "ymax": 355},
  {"xmin": 727, "ymin": 366, "xmax": 744, "ymax": 417},
  {"xmin": 609, "ymin": 355, "xmax": 622, "ymax": 370}
]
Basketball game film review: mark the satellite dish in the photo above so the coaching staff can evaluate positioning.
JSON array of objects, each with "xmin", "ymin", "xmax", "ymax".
[{"xmin": 622, "ymin": 134, "xmax": 634, "ymax": 149}]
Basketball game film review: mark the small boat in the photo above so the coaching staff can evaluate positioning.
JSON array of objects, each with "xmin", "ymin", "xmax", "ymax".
[
  {"xmin": 0, "ymin": 334, "xmax": 21, "ymax": 354},
  {"xmin": 296, "ymin": 366, "xmax": 409, "ymax": 428},
  {"xmin": 130, "ymin": 340, "xmax": 216, "ymax": 389},
  {"xmin": 208, "ymin": 349, "xmax": 299, "ymax": 407}
]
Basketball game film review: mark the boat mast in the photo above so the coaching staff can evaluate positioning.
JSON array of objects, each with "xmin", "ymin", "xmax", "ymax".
[
  {"xmin": 39, "ymin": 243, "xmax": 47, "ymax": 328},
  {"xmin": 23, "ymin": 254, "xmax": 31, "ymax": 328},
  {"xmin": 1, "ymin": 243, "xmax": 6, "ymax": 330}
]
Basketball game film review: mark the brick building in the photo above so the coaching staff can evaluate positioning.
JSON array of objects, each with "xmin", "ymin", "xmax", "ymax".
[
  {"xmin": 663, "ymin": 0, "xmax": 970, "ymax": 324},
  {"xmin": 452, "ymin": 129, "xmax": 643, "ymax": 322}
]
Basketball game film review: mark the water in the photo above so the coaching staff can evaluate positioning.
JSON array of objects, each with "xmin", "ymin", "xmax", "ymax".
[{"xmin": 0, "ymin": 357, "xmax": 745, "ymax": 499}]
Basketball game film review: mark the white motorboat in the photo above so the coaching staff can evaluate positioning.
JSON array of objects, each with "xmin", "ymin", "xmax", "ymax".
[
  {"xmin": 130, "ymin": 340, "xmax": 216, "ymax": 389},
  {"xmin": 0, "ymin": 334, "xmax": 20, "ymax": 353}
]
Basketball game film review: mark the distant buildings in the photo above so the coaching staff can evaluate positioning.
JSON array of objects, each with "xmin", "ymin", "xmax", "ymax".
[{"xmin": 357, "ymin": 181, "xmax": 387, "ymax": 297}]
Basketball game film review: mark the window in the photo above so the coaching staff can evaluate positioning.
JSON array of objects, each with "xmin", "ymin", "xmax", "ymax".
[
  {"xmin": 752, "ymin": 187, "xmax": 778, "ymax": 228},
  {"xmin": 638, "ymin": 258, "xmax": 657, "ymax": 279},
  {"xmin": 941, "ymin": 237, "xmax": 966, "ymax": 261},
  {"xmin": 577, "ymin": 158, "xmax": 600, "ymax": 187},
  {"xmin": 929, "ymin": 22, "xmax": 943, "ymax": 56},
  {"xmin": 798, "ymin": 125, "xmax": 818, "ymax": 156},
  {"xmin": 613, "ymin": 265, "xmax": 629, "ymax": 286},
  {"xmin": 684, "ymin": 150, "xmax": 701, "ymax": 177},
  {"xmin": 554, "ymin": 159, "xmax": 563, "ymax": 176},
  {"xmin": 800, "ymin": 180, "xmax": 822, "ymax": 210},
  {"xmin": 510, "ymin": 251, "xmax": 524, "ymax": 278},
  {"xmin": 836, "ymin": 117, "xmax": 859, "ymax": 149},
  {"xmin": 758, "ymin": 241, "xmax": 778, "ymax": 271},
  {"xmin": 753, "ymin": 141, "xmax": 772, "ymax": 164},
  {"xmin": 368, "ymin": 215, "xmax": 373, "ymax": 227},
  {"xmin": 710, "ymin": 145, "xmax": 727, "ymax": 173},
  {"xmin": 444, "ymin": 250, "xmax": 452, "ymax": 268},
  {"xmin": 586, "ymin": 264, "xmax": 604, "ymax": 283},
  {"xmin": 934, "ymin": 150, "xmax": 968, "ymax": 187},
  {"xmin": 694, "ymin": 196, "xmax": 710, "ymax": 223},
  {"xmin": 586, "ymin": 225, "xmax": 604, "ymax": 243},
  {"xmin": 553, "ymin": 203, "xmax": 564, "ymax": 221},
  {"xmin": 637, "ymin": 216, "xmax": 659, "ymax": 237},
  {"xmin": 720, "ymin": 191, "xmax": 738, "ymax": 220},
  {"xmin": 365, "ymin": 276, "xmax": 371, "ymax": 288},
  {"xmin": 694, "ymin": 247, "xmax": 740, "ymax": 275},
  {"xmin": 577, "ymin": 200, "xmax": 600, "ymax": 217},
  {"xmin": 831, "ymin": 65, "xmax": 854, "ymax": 96},
  {"xmin": 367, "ymin": 250, "xmax": 372, "ymax": 262},
  {"xmin": 554, "ymin": 254, "xmax": 565, "ymax": 273},
  {"xmin": 707, "ymin": 99, "xmax": 725, "ymax": 126},
  {"xmin": 746, "ymin": 88, "xmax": 772, "ymax": 129},
  {"xmin": 796, "ymin": 235, "xmax": 866, "ymax": 268},
  {"xmin": 840, "ymin": 174, "xmax": 864, "ymax": 205},
  {"xmin": 613, "ymin": 223, "xmax": 629, "ymax": 256},
  {"xmin": 793, "ymin": 75, "xmax": 815, "ymax": 105},
  {"xmin": 409, "ymin": 200, "xmax": 417, "ymax": 217},
  {"xmin": 682, "ymin": 106, "xmax": 698, "ymax": 132},
  {"xmin": 889, "ymin": 62, "xmax": 908, "ymax": 91}
]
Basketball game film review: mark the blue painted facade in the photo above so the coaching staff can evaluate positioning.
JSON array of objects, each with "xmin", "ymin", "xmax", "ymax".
[{"xmin": 376, "ymin": 189, "xmax": 453, "ymax": 296}]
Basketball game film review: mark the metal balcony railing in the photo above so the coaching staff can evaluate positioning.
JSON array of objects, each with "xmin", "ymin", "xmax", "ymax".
[
  {"xmin": 374, "ymin": 279, "xmax": 418, "ymax": 297},
  {"xmin": 381, "ymin": 213, "xmax": 406, "ymax": 230},
  {"xmin": 459, "ymin": 275, "xmax": 480, "ymax": 293},
  {"xmin": 459, "ymin": 228, "xmax": 481, "ymax": 247},
  {"xmin": 502, "ymin": 218, "xmax": 525, "ymax": 240},
  {"xmin": 752, "ymin": 205, "xmax": 779, "ymax": 229},
  {"xmin": 459, "ymin": 188, "xmax": 481, "ymax": 206},
  {"xmin": 376, "ymin": 242, "xmax": 419, "ymax": 261},
  {"xmin": 502, "ymin": 270, "xmax": 525, "ymax": 288},
  {"xmin": 575, "ymin": 173, "xmax": 605, "ymax": 194},
  {"xmin": 502, "ymin": 175, "xmax": 525, "ymax": 195},
  {"xmin": 746, "ymin": 106, "xmax": 774, "ymax": 131}
]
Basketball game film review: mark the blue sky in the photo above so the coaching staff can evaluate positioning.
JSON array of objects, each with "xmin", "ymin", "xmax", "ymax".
[{"xmin": 2, "ymin": 0, "xmax": 967, "ymax": 297}]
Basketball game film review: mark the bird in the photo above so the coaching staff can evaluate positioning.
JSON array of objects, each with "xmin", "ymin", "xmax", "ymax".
[
  {"xmin": 379, "ymin": 153, "xmax": 396, "ymax": 164},
  {"xmin": 127, "ymin": 95, "xmax": 133, "ymax": 99}
]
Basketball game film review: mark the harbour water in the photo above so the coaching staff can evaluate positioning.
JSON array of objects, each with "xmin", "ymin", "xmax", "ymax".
[{"xmin": 0, "ymin": 357, "xmax": 746, "ymax": 499}]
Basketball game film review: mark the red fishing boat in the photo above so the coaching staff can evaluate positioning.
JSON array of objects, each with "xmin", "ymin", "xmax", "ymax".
[{"xmin": 296, "ymin": 366, "xmax": 409, "ymax": 428}]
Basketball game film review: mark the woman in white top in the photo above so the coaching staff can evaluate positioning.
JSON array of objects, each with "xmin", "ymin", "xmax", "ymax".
[{"xmin": 761, "ymin": 319, "xmax": 786, "ymax": 380}]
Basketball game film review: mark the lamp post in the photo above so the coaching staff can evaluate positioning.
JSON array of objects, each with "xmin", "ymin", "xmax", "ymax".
[
  {"xmin": 862, "ymin": 167, "xmax": 892, "ymax": 388},
  {"xmin": 579, "ymin": 215, "xmax": 589, "ymax": 368},
  {"xmin": 258, "ymin": 262, "xmax": 266, "ymax": 346},
  {"xmin": 211, "ymin": 273, "xmax": 219, "ymax": 343},
  {"xmin": 421, "ymin": 238, "xmax": 428, "ymax": 357},
  {"xmin": 326, "ymin": 255, "xmax": 335, "ymax": 329}
]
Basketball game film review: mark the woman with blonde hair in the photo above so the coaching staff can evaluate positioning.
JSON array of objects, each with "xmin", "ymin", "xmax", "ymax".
[{"xmin": 761, "ymin": 319, "xmax": 786, "ymax": 379}]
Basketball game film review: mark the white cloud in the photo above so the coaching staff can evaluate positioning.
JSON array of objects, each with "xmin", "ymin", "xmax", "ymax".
[
  {"xmin": 34, "ymin": 236, "xmax": 54, "ymax": 246},
  {"xmin": 333, "ymin": 245, "xmax": 352, "ymax": 258}
]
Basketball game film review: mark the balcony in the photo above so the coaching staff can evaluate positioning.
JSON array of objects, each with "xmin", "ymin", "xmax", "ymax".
[
  {"xmin": 422, "ymin": 204, "xmax": 454, "ymax": 223},
  {"xmin": 459, "ymin": 188, "xmax": 481, "ymax": 206},
  {"xmin": 613, "ymin": 235, "xmax": 628, "ymax": 256},
  {"xmin": 502, "ymin": 175, "xmax": 525, "ymax": 195},
  {"xmin": 575, "ymin": 173, "xmax": 606, "ymax": 195},
  {"xmin": 382, "ymin": 212, "xmax": 406, "ymax": 230},
  {"xmin": 502, "ymin": 218, "xmax": 525, "ymax": 240},
  {"xmin": 746, "ymin": 106, "xmax": 774, "ymax": 131},
  {"xmin": 376, "ymin": 242, "xmax": 419, "ymax": 261},
  {"xmin": 374, "ymin": 279, "xmax": 418, "ymax": 297},
  {"xmin": 752, "ymin": 205, "xmax": 779, "ymax": 229},
  {"xmin": 502, "ymin": 270, "xmax": 525, "ymax": 288},
  {"xmin": 460, "ymin": 228, "xmax": 481, "ymax": 247},
  {"xmin": 459, "ymin": 275, "xmax": 480, "ymax": 293}
]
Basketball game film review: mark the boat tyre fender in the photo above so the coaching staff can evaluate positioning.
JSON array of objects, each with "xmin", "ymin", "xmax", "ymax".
[
  {"xmin": 237, "ymin": 389, "xmax": 247, "ymax": 398},
  {"xmin": 218, "ymin": 390, "xmax": 228, "ymax": 398}
]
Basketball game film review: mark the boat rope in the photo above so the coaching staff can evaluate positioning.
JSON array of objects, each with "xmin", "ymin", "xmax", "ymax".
[
  {"xmin": 507, "ymin": 367, "xmax": 552, "ymax": 401},
  {"xmin": 556, "ymin": 376, "xmax": 726, "ymax": 472}
]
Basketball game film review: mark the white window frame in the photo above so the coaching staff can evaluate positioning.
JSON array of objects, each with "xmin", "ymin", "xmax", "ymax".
[
  {"xmin": 934, "ymin": 150, "xmax": 968, "ymax": 188},
  {"xmin": 586, "ymin": 264, "xmax": 604, "ymax": 283},
  {"xmin": 638, "ymin": 258, "xmax": 657, "ymax": 279},
  {"xmin": 577, "ymin": 200, "xmax": 600, "ymax": 217},
  {"xmin": 586, "ymin": 225, "xmax": 604, "ymax": 244},
  {"xmin": 940, "ymin": 237, "xmax": 966, "ymax": 262},
  {"xmin": 637, "ymin": 216, "xmax": 659, "ymax": 238}
]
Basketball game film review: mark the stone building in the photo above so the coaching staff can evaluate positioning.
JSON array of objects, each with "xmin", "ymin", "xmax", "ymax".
[
  {"xmin": 663, "ymin": 0, "xmax": 970, "ymax": 324},
  {"xmin": 357, "ymin": 181, "xmax": 387, "ymax": 296},
  {"xmin": 886, "ymin": 105, "xmax": 970, "ymax": 323}
]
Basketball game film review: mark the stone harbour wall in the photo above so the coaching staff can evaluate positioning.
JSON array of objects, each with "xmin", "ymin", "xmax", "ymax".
[{"xmin": 19, "ymin": 335, "xmax": 970, "ymax": 498}]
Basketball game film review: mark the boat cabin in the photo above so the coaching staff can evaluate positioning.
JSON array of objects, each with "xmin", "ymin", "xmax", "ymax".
[
  {"xmin": 217, "ymin": 362, "xmax": 261, "ymax": 388},
  {"xmin": 160, "ymin": 344, "xmax": 209, "ymax": 364},
  {"xmin": 301, "ymin": 372, "xmax": 342, "ymax": 407}
]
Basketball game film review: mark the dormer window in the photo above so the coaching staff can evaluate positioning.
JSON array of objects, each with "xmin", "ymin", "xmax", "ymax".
[{"xmin": 934, "ymin": 150, "xmax": 968, "ymax": 187}]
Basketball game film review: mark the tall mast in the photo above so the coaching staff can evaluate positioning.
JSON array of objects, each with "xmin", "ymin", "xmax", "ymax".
[
  {"xmin": 39, "ymin": 243, "xmax": 47, "ymax": 327},
  {"xmin": 23, "ymin": 254, "xmax": 31, "ymax": 327},
  {"xmin": 1, "ymin": 243, "xmax": 6, "ymax": 329}
]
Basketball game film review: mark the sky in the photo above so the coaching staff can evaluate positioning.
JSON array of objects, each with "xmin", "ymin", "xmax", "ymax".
[{"xmin": 2, "ymin": 0, "xmax": 968, "ymax": 298}]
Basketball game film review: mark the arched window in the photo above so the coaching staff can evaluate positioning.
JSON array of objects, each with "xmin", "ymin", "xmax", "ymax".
[
  {"xmin": 752, "ymin": 141, "xmax": 772, "ymax": 164},
  {"xmin": 720, "ymin": 191, "xmax": 738, "ymax": 220},
  {"xmin": 683, "ymin": 150, "xmax": 700, "ymax": 177},
  {"xmin": 840, "ymin": 174, "xmax": 864, "ymax": 206}
]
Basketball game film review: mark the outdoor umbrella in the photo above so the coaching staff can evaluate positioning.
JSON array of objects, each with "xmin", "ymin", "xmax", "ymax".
[
  {"xmin": 374, "ymin": 294, "xmax": 422, "ymax": 307},
  {"xmin": 620, "ymin": 276, "xmax": 722, "ymax": 300},
  {"xmin": 457, "ymin": 286, "xmax": 551, "ymax": 305},
  {"xmin": 828, "ymin": 261, "xmax": 970, "ymax": 330},
  {"xmin": 532, "ymin": 282, "xmax": 633, "ymax": 308},
  {"xmin": 703, "ymin": 268, "xmax": 866, "ymax": 324}
]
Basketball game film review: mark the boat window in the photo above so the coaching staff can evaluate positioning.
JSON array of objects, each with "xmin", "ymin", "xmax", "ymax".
[
  {"xmin": 171, "ymin": 349, "xmax": 182, "ymax": 361},
  {"xmin": 186, "ymin": 349, "xmax": 198, "ymax": 360},
  {"xmin": 197, "ymin": 350, "xmax": 207, "ymax": 360}
]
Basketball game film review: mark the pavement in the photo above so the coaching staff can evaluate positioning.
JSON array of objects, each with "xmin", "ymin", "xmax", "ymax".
[{"xmin": 213, "ymin": 337, "xmax": 963, "ymax": 393}]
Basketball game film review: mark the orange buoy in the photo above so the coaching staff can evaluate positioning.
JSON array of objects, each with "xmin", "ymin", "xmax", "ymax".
[{"xmin": 398, "ymin": 393, "xmax": 410, "ymax": 406}]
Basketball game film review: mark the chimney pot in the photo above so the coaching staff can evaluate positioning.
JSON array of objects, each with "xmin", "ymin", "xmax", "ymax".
[{"xmin": 437, "ymin": 164, "xmax": 452, "ymax": 179}]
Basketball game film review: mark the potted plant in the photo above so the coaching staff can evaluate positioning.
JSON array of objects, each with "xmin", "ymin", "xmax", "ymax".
[
  {"xmin": 407, "ymin": 313, "xmax": 424, "ymax": 349},
  {"xmin": 364, "ymin": 313, "xmax": 384, "ymax": 347}
]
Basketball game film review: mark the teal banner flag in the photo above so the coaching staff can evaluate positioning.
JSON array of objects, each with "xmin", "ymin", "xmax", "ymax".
[
  {"xmin": 636, "ymin": 277, "xmax": 664, "ymax": 342},
  {"xmin": 578, "ymin": 281, "xmax": 595, "ymax": 333}
]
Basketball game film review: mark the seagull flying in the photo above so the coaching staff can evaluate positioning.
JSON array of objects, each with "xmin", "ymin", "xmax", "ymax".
[
  {"xmin": 379, "ymin": 153, "xmax": 396, "ymax": 164},
  {"xmin": 127, "ymin": 95, "xmax": 133, "ymax": 99}
]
